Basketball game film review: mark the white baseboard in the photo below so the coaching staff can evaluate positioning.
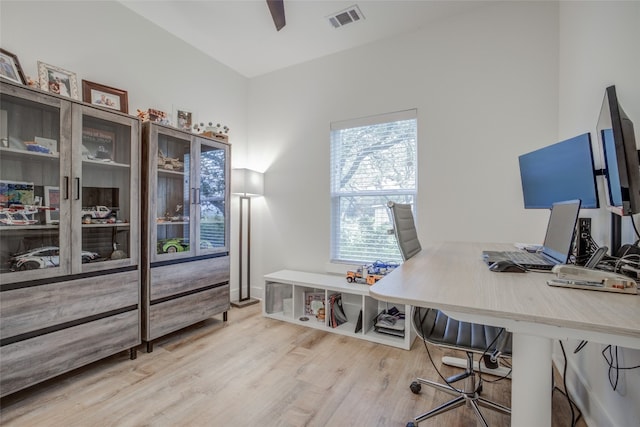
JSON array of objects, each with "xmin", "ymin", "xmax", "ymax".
[{"xmin": 552, "ymin": 352, "xmax": 616, "ymax": 427}]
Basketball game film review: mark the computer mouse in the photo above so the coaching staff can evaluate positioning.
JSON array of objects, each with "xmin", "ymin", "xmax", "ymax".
[{"xmin": 489, "ymin": 260, "xmax": 527, "ymax": 273}]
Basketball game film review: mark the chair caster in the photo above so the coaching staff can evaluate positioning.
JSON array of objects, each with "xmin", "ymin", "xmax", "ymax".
[
  {"xmin": 410, "ymin": 381, "xmax": 421, "ymax": 394},
  {"xmin": 406, "ymin": 422, "xmax": 417, "ymax": 427}
]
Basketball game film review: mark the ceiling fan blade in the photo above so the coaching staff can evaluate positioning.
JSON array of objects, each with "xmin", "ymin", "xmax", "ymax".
[{"xmin": 266, "ymin": 0, "xmax": 286, "ymax": 31}]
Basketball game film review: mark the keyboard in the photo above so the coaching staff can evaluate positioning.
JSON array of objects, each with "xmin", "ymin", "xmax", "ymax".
[
  {"xmin": 482, "ymin": 250, "xmax": 555, "ymax": 270},
  {"xmin": 501, "ymin": 251, "xmax": 552, "ymax": 265}
]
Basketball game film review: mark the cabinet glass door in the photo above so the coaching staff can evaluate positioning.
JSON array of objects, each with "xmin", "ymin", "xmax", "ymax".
[
  {"xmin": 155, "ymin": 131, "xmax": 192, "ymax": 257},
  {"xmin": 197, "ymin": 139, "xmax": 228, "ymax": 254},
  {"xmin": 79, "ymin": 110, "xmax": 136, "ymax": 270},
  {"xmin": 0, "ymin": 89, "xmax": 70, "ymax": 281}
]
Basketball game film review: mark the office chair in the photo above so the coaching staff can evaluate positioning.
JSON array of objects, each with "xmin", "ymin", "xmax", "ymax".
[{"xmin": 386, "ymin": 201, "xmax": 512, "ymax": 427}]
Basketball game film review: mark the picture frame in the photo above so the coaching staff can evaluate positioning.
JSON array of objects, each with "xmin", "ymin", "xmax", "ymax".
[
  {"xmin": 82, "ymin": 80, "xmax": 129, "ymax": 114},
  {"xmin": 303, "ymin": 291, "xmax": 325, "ymax": 319},
  {"xmin": 174, "ymin": 106, "xmax": 194, "ymax": 132},
  {"xmin": 82, "ymin": 127, "xmax": 115, "ymax": 161},
  {"xmin": 0, "ymin": 180, "xmax": 35, "ymax": 207},
  {"xmin": 0, "ymin": 48, "xmax": 26, "ymax": 85},
  {"xmin": 147, "ymin": 108, "xmax": 169, "ymax": 124},
  {"xmin": 38, "ymin": 61, "xmax": 79, "ymax": 99},
  {"xmin": 44, "ymin": 186, "xmax": 60, "ymax": 224}
]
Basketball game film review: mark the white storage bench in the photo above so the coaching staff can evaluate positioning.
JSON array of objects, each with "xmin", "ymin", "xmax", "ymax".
[{"xmin": 263, "ymin": 270, "xmax": 415, "ymax": 350}]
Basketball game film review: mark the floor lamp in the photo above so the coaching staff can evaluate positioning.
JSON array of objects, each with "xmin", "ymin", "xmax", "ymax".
[{"xmin": 231, "ymin": 168, "xmax": 263, "ymax": 307}]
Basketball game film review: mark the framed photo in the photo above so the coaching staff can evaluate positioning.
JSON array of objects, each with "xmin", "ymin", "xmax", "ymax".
[
  {"xmin": 82, "ymin": 127, "xmax": 115, "ymax": 161},
  {"xmin": 38, "ymin": 61, "xmax": 79, "ymax": 99},
  {"xmin": 44, "ymin": 186, "xmax": 60, "ymax": 224},
  {"xmin": 0, "ymin": 48, "xmax": 26, "ymax": 85},
  {"xmin": 174, "ymin": 106, "xmax": 194, "ymax": 131},
  {"xmin": 82, "ymin": 80, "xmax": 129, "ymax": 114},
  {"xmin": 147, "ymin": 108, "xmax": 169, "ymax": 124},
  {"xmin": 303, "ymin": 291, "xmax": 325, "ymax": 319},
  {"xmin": 0, "ymin": 180, "xmax": 35, "ymax": 207}
]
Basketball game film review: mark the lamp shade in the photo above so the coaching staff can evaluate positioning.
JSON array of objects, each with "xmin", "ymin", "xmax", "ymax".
[{"xmin": 232, "ymin": 168, "xmax": 264, "ymax": 197}]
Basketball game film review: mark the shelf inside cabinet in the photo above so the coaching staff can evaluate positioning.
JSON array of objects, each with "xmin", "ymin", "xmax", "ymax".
[
  {"xmin": 81, "ymin": 222, "xmax": 130, "ymax": 228},
  {"xmin": 82, "ymin": 158, "xmax": 130, "ymax": 169},
  {"xmin": 157, "ymin": 168, "xmax": 187, "ymax": 177},
  {"xmin": 0, "ymin": 147, "xmax": 60, "ymax": 160},
  {"xmin": 0, "ymin": 224, "xmax": 59, "ymax": 232}
]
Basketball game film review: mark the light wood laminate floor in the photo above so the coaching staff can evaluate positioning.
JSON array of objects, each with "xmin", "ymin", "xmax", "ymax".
[{"xmin": 0, "ymin": 304, "xmax": 586, "ymax": 426}]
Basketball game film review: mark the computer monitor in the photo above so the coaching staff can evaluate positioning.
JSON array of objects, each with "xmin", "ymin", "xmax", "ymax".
[
  {"xmin": 597, "ymin": 85, "xmax": 640, "ymax": 216},
  {"xmin": 518, "ymin": 133, "xmax": 598, "ymax": 209}
]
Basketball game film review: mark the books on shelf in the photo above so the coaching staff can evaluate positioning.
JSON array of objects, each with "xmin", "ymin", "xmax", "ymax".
[
  {"xmin": 303, "ymin": 291, "xmax": 325, "ymax": 321},
  {"xmin": 328, "ymin": 293, "xmax": 348, "ymax": 328},
  {"xmin": 355, "ymin": 310, "xmax": 363, "ymax": 333},
  {"xmin": 374, "ymin": 307, "xmax": 405, "ymax": 338}
]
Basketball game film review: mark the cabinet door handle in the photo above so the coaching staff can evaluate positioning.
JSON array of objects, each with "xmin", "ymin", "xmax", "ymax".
[
  {"xmin": 74, "ymin": 177, "xmax": 80, "ymax": 200},
  {"xmin": 63, "ymin": 176, "xmax": 70, "ymax": 200},
  {"xmin": 196, "ymin": 188, "xmax": 201, "ymax": 204}
]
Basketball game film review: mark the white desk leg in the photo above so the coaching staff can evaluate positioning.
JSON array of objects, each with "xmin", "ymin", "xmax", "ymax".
[{"xmin": 511, "ymin": 333, "xmax": 552, "ymax": 427}]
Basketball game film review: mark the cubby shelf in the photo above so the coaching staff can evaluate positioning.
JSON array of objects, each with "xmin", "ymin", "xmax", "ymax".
[{"xmin": 263, "ymin": 270, "xmax": 415, "ymax": 350}]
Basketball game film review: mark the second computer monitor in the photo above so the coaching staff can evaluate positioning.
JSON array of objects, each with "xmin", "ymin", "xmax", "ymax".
[{"xmin": 518, "ymin": 133, "xmax": 599, "ymax": 209}]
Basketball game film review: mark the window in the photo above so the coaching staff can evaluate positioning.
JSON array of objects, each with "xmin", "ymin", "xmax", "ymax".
[{"xmin": 330, "ymin": 109, "xmax": 417, "ymax": 264}]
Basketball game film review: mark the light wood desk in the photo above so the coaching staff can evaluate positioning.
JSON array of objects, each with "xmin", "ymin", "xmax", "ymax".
[{"xmin": 370, "ymin": 241, "xmax": 640, "ymax": 427}]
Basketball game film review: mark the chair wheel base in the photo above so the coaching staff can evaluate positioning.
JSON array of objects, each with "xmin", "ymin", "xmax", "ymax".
[{"xmin": 410, "ymin": 381, "xmax": 421, "ymax": 394}]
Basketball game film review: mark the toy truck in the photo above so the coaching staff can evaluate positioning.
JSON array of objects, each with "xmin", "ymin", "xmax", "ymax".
[
  {"xmin": 346, "ymin": 261, "xmax": 399, "ymax": 285},
  {"xmin": 346, "ymin": 265, "xmax": 385, "ymax": 285}
]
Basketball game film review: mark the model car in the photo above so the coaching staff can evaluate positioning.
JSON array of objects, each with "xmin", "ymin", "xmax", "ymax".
[
  {"xmin": 158, "ymin": 238, "xmax": 214, "ymax": 253},
  {"xmin": 159, "ymin": 238, "xmax": 190, "ymax": 253},
  {"xmin": 81, "ymin": 206, "xmax": 117, "ymax": 223},
  {"xmin": 9, "ymin": 246, "xmax": 100, "ymax": 271}
]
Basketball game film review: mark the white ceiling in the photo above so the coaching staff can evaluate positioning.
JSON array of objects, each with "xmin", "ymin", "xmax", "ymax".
[{"xmin": 120, "ymin": 0, "xmax": 490, "ymax": 78}]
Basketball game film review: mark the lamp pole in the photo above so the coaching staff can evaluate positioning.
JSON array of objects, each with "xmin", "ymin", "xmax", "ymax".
[{"xmin": 231, "ymin": 168, "xmax": 262, "ymax": 308}]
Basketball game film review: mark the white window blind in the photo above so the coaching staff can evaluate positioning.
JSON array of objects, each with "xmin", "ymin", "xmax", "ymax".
[{"xmin": 330, "ymin": 109, "xmax": 417, "ymax": 264}]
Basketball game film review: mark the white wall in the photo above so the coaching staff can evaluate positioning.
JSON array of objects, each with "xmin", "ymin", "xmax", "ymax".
[
  {"xmin": 248, "ymin": 1, "xmax": 639, "ymax": 425},
  {"xmin": 0, "ymin": 0, "xmax": 250, "ymax": 299},
  {"xmin": 557, "ymin": 2, "xmax": 640, "ymax": 426},
  {"xmin": 0, "ymin": 2, "xmax": 248, "ymax": 139},
  {"xmin": 249, "ymin": 1, "xmax": 559, "ymax": 279}
]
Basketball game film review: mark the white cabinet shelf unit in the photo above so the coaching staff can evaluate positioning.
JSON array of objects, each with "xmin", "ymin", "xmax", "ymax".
[{"xmin": 263, "ymin": 270, "xmax": 415, "ymax": 350}]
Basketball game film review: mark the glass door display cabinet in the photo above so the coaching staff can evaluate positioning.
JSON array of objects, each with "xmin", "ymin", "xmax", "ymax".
[
  {"xmin": 142, "ymin": 122, "xmax": 230, "ymax": 352},
  {"xmin": 0, "ymin": 81, "xmax": 140, "ymax": 397}
]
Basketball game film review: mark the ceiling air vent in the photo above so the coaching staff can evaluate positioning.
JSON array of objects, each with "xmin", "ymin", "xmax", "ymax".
[{"xmin": 327, "ymin": 5, "xmax": 365, "ymax": 29}]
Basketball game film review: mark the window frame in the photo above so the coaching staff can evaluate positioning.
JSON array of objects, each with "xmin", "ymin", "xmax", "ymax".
[{"xmin": 330, "ymin": 109, "xmax": 418, "ymax": 264}]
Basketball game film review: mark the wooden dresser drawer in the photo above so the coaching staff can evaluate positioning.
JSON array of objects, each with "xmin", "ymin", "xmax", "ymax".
[
  {"xmin": 150, "ymin": 256, "xmax": 229, "ymax": 301},
  {"xmin": 0, "ymin": 310, "xmax": 139, "ymax": 397},
  {"xmin": 148, "ymin": 284, "xmax": 229, "ymax": 340},
  {"xmin": 1, "ymin": 270, "xmax": 139, "ymax": 340}
]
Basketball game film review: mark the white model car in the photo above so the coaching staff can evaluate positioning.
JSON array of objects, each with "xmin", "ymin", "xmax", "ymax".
[
  {"xmin": 9, "ymin": 246, "xmax": 100, "ymax": 271},
  {"xmin": 81, "ymin": 206, "xmax": 117, "ymax": 223}
]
